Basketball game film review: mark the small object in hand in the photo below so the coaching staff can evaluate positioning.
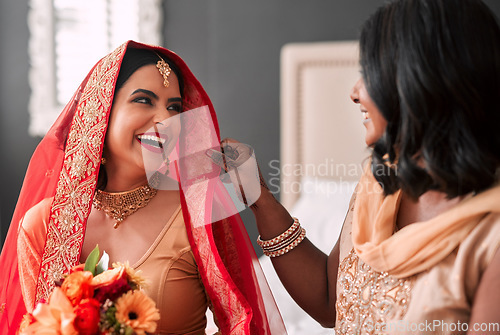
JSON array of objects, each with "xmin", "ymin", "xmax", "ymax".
[{"xmin": 222, "ymin": 144, "xmax": 239, "ymax": 161}]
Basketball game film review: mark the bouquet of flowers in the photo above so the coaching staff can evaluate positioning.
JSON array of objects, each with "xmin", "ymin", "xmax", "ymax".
[{"xmin": 19, "ymin": 246, "xmax": 160, "ymax": 335}]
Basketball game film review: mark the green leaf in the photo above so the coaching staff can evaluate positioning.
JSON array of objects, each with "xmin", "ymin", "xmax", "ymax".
[
  {"xmin": 84, "ymin": 245, "xmax": 100, "ymax": 275},
  {"xmin": 96, "ymin": 250, "xmax": 109, "ymax": 275}
]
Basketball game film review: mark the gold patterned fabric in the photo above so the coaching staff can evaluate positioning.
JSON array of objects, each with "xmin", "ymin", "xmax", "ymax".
[
  {"xmin": 336, "ymin": 192, "xmax": 500, "ymax": 335},
  {"xmin": 336, "ymin": 249, "xmax": 412, "ymax": 334},
  {"xmin": 36, "ymin": 43, "xmax": 127, "ymax": 304}
]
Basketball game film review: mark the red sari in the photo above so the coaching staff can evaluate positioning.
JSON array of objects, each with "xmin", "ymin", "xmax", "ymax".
[{"xmin": 0, "ymin": 41, "xmax": 286, "ymax": 334}]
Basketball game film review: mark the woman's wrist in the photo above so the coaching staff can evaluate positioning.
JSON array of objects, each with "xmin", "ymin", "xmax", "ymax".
[
  {"xmin": 250, "ymin": 185, "xmax": 297, "ymax": 239},
  {"xmin": 250, "ymin": 186, "xmax": 279, "ymax": 212}
]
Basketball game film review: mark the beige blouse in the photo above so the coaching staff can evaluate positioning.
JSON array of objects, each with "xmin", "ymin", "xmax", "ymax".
[
  {"xmin": 133, "ymin": 206, "xmax": 211, "ymax": 335},
  {"xmin": 19, "ymin": 201, "xmax": 212, "ymax": 334},
  {"xmin": 335, "ymin": 199, "xmax": 500, "ymax": 335}
]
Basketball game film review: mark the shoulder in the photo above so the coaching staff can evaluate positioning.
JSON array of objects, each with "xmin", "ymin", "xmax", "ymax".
[
  {"xmin": 468, "ymin": 219, "xmax": 500, "ymax": 325},
  {"xmin": 17, "ymin": 198, "xmax": 54, "ymax": 311},
  {"xmin": 461, "ymin": 212, "xmax": 500, "ymax": 268},
  {"xmin": 20, "ymin": 197, "xmax": 53, "ymax": 231}
]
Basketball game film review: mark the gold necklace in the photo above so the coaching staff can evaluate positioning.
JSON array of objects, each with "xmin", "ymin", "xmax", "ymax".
[{"xmin": 93, "ymin": 183, "xmax": 158, "ymax": 228}]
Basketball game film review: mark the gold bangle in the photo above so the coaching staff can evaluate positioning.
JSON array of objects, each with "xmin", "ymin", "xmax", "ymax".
[
  {"xmin": 257, "ymin": 217, "xmax": 307, "ymax": 257},
  {"xmin": 263, "ymin": 226, "xmax": 303, "ymax": 252},
  {"xmin": 263, "ymin": 227, "xmax": 306, "ymax": 258},
  {"xmin": 257, "ymin": 217, "xmax": 300, "ymax": 248}
]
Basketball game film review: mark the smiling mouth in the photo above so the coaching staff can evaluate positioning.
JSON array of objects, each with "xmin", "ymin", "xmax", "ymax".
[
  {"xmin": 136, "ymin": 133, "xmax": 167, "ymax": 153},
  {"xmin": 361, "ymin": 110, "xmax": 371, "ymax": 123}
]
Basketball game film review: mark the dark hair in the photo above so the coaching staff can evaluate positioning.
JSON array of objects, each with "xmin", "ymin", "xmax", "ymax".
[
  {"xmin": 115, "ymin": 47, "xmax": 184, "ymax": 94},
  {"xmin": 360, "ymin": 0, "xmax": 500, "ymax": 199},
  {"xmin": 97, "ymin": 47, "xmax": 185, "ymax": 190}
]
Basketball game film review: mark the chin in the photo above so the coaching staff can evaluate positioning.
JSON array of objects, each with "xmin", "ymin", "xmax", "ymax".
[
  {"xmin": 364, "ymin": 131, "xmax": 384, "ymax": 147},
  {"xmin": 365, "ymin": 137, "xmax": 376, "ymax": 147}
]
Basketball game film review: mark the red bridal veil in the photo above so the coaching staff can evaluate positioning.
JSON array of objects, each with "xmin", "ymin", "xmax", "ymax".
[{"xmin": 0, "ymin": 41, "xmax": 285, "ymax": 334}]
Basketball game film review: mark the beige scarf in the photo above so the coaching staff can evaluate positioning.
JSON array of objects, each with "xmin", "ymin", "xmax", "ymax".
[{"xmin": 352, "ymin": 164, "xmax": 500, "ymax": 278}]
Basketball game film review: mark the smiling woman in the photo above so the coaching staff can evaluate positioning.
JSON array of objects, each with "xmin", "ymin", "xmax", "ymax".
[
  {"xmin": 102, "ymin": 57, "xmax": 183, "ymax": 191},
  {"xmin": 227, "ymin": 0, "xmax": 500, "ymax": 333},
  {"xmin": 349, "ymin": 78, "xmax": 387, "ymax": 146},
  {"xmin": 0, "ymin": 41, "xmax": 285, "ymax": 334}
]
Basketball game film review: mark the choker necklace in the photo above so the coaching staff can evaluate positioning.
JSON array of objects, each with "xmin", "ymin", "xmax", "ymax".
[{"xmin": 93, "ymin": 183, "xmax": 158, "ymax": 228}]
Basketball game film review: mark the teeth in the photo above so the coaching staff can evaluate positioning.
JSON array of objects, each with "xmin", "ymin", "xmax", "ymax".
[
  {"xmin": 137, "ymin": 134, "xmax": 166, "ymax": 144},
  {"xmin": 362, "ymin": 111, "xmax": 369, "ymax": 120}
]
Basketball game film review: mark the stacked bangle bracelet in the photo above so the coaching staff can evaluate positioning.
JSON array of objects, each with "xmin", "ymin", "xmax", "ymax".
[{"xmin": 257, "ymin": 217, "xmax": 306, "ymax": 257}]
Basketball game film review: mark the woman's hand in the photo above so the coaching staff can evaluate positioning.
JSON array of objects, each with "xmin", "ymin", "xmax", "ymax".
[
  {"xmin": 206, "ymin": 138, "xmax": 264, "ymax": 207},
  {"xmin": 207, "ymin": 138, "xmax": 339, "ymax": 326}
]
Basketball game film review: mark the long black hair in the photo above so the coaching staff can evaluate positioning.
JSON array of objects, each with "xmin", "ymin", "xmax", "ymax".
[{"xmin": 360, "ymin": 0, "xmax": 500, "ymax": 199}]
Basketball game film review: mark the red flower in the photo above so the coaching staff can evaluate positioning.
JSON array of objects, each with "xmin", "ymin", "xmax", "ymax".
[
  {"xmin": 61, "ymin": 271, "xmax": 94, "ymax": 306},
  {"xmin": 94, "ymin": 276, "xmax": 131, "ymax": 303},
  {"xmin": 73, "ymin": 298, "xmax": 100, "ymax": 335}
]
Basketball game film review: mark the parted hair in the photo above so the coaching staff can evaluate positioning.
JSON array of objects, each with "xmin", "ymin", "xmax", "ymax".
[{"xmin": 360, "ymin": 0, "xmax": 500, "ymax": 199}]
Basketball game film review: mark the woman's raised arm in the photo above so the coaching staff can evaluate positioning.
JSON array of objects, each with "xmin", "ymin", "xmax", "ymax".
[{"xmin": 251, "ymin": 183, "xmax": 341, "ymax": 327}]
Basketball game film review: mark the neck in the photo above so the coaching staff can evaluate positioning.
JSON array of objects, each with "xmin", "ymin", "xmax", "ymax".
[
  {"xmin": 396, "ymin": 190, "xmax": 467, "ymax": 230},
  {"xmin": 103, "ymin": 165, "xmax": 148, "ymax": 192}
]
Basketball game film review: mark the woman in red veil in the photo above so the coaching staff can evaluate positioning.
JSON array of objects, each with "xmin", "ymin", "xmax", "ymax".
[{"xmin": 0, "ymin": 41, "xmax": 285, "ymax": 334}]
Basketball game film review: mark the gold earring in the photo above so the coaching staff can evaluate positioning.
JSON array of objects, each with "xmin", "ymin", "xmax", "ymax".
[{"xmin": 101, "ymin": 157, "xmax": 107, "ymax": 165}]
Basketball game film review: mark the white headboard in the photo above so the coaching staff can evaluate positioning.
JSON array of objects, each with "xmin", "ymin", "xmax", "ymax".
[{"xmin": 280, "ymin": 41, "xmax": 369, "ymax": 210}]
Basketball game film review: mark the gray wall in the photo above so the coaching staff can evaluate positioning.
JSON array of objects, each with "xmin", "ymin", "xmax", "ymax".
[
  {"xmin": 162, "ymin": 0, "xmax": 393, "ymax": 252},
  {"xmin": 2, "ymin": 0, "xmax": 500, "ymax": 251},
  {"xmin": 0, "ymin": 0, "xmax": 41, "ymax": 247}
]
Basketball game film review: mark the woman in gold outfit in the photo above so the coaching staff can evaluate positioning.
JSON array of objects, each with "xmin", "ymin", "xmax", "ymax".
[{"xmin": 0, "ymin": 41, "xmax": 285, "ymax": 334}]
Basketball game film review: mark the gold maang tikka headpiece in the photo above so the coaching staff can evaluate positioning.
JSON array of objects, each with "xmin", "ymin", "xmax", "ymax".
[{"xmin": 155, "ymin": 53, "xmax": 171, "ymax": 87}]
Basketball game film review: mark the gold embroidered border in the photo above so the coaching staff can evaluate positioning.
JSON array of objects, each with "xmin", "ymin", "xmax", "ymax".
[
  {"xmin": 35, "ymin": 43, "xmax": 127, "ymax": 303},
  {"xmin": 185, "ymin": 180, "xmax": 249, "ymax": 334},
  {"xmin": 335, "ymin": 249, "xmax": 413, "ymax": 335},
  {"xmin": 182, "ymin": 108, "xmax": 249, "ymax": 333}
]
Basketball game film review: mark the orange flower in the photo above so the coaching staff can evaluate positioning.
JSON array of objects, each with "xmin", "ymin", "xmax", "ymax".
[
  {"xmin": 114, "ymin": 290, "xmax": 160, "ymax": 335},
  {"xmin": 19, "ymin": 287, "xmax": 77, "ymax": 335},
  {"xmin": 69, "ymin": 263, "xmax": 85, "ymax": 273},
  {"xmin": 61, "ymin": 271, "xmax": 94, "ymax": 306},
  {"xmin": 73, "ymin": 299, "xmax": 100, "ymax": 335},
  {"xmin": 113, "ymin": 262, "xmax": 148, "ymax": 289},
  {"xmin": 91, "ymin": 266, "xmax": 125, "ymax": 289},
  {"xmin": 18, "ymin": 313, "xmax": 35, "ymax": 332}
]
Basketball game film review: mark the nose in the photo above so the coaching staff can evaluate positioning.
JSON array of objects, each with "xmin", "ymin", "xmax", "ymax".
[
  {"xmin": 153, "ymin": 107, "xmax": 177, "ymax": 125},
  {"xmin": 350, "ymin": 78, "xmax": 362, "ymax": 104}
]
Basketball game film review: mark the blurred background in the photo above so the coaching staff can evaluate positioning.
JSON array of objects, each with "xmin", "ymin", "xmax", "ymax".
[{"xmin": 1, "ymin": 0, "xmax": 500, "ymax": 252}]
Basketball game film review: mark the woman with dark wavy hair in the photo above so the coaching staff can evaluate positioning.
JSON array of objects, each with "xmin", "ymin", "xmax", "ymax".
[{"xmin": 216, "ymin": 0, "xmax": 500, "ymax": 333}]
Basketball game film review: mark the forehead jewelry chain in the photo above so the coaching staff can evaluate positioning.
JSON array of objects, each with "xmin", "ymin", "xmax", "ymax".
[
  {"xmin": 155, "ymin": 53, "xmax": 171, "ymax": 87},
  {"xmin": 93, "ymin": 182, "xmax": 158, "ymax": 228}
]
